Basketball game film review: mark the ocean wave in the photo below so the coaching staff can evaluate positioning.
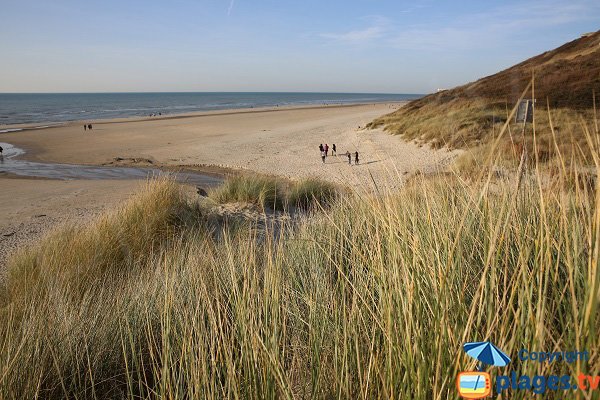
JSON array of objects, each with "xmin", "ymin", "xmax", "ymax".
[{"xmin": 0, "ymin": 93, "xmax": 420, "ymax": 125}]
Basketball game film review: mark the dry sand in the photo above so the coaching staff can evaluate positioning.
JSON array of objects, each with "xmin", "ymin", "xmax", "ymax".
[
  {"xmin": 0, "ymin": 103, "xmax": 459, "ymax": 271},
  {"xmin": 2, "ymin": 103, "xmax": 457, "ymax": 186}
]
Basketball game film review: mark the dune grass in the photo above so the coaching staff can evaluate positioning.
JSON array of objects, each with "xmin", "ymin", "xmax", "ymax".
[
  {"xmin": 209, "ymin": 175, "xmax": 287, "ymax": 210},
  {"xmin": 286, "ymin": 178, "xmax": 339, "ymax": 211},
  {"xmin": 3, "ymin": 179, "xmax": 188, "ymax": 303},
  {"xmin": 1, "ymin": 119, "xmax": 599, "ymax": 398},
  {"xmin": 210, "ymin": 175, "xmax": 340, "ymax": 211},
  {"xmin": 370, "ymin": 97, "xmax": 597, "ymax": 156},
  {"xmin": 369, "ymin": 31, "xmax": 600, "ymax": 155}
]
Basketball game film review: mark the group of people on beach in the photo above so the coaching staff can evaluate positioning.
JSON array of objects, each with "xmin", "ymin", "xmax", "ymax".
[
  {"xmin": 83, "ymin": 111, "xmax": 163, "ymax": 133},
  {"xmin": 319, "ymin": 143, "xmax": 359, "ymax": 165}
]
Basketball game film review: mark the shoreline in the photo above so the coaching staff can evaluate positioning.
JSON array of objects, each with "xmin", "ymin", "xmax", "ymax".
[
  {"xmin": 0, "ymin": 101, "xmax": 406, "ymax": 132},
  {"xmin": 0, "ymin": 102, "xmax": 407, "ymax": 167}
]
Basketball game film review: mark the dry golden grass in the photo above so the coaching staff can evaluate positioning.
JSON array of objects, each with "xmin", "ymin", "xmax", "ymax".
[
  {"xmin": 1, "ymin": 103, "xmax": 599, "ymax": 398},
  {"xmin": 5, "ymin": 178, "xmax": 188, "ymax": 303},
  {"xmin": 1, "ymin": 149, "xmax": 599, "ymax": 398},
  {"xmin": 210, "ymin": 175, "xmax": 340, "ymax": 211},
  {"xmin": 368, "ymin": 98, "xmax": 507, "ymax": 149}
]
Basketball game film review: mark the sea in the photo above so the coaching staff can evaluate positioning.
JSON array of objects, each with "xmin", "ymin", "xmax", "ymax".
[{"xmin": 0, "ymin": 92, "xmax": 421, "ymax": 129}]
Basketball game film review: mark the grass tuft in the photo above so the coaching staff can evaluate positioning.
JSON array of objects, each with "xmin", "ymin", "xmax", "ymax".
[
  {"xmin": 210, "ymin": 174, "xmax": 340, "ymax": 212},
  {"xmin": 5, "ymin": 178, "xmax": 187, "ymax": 302},
  {"xmin": 287, "ymin": 178, "xmax": 339, "ymax": 211},
  {"xmin": 209, "ymin": 175, "xmax": 286, "ymax": 210}
]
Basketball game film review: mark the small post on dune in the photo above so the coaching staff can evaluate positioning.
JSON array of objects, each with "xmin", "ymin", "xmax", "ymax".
[
  {"xmin": 515, "ymin": 98, "xmax": 534, "ymax": 190},
  {"xmin": 521, "ymin": 99, "xmax": 529, "ymax": 166}
]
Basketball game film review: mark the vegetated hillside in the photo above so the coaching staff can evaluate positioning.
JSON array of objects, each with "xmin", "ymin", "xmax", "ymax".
[{"xmin": 370, "ymin": 30, "xmax": 600, "ymax": 151}]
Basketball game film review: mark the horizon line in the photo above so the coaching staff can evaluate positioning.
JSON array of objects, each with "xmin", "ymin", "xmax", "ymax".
[{"xmin": 0, "ymin": 91, "xmax": 425, "ymax": 95}]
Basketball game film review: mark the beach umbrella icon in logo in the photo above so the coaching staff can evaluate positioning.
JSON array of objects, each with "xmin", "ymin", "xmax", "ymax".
[
  {"xmin": 458, "ymin": 342, "xmax": 509, "ymax": 398},
  {"xmin": 463, "ymin": 341, "xmax": 511, "ymax": 368}
]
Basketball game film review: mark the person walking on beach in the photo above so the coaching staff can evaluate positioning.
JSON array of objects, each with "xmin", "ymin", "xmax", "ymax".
[
  {"xmin": 0, "ymin": 145, "xmax": 3, "ymax": 155},
  {"xmin": 84, "ymin": 124, "xmax": 87, "ymax": 131},
  {"xmin": 88, "ymin": 124, "xmax": 93, "ymax": 130},
  {"xmin": 319, "ymin": 144, "xmax": 324, "ymax": 153},
  {"xmin": 332, "ymin": 144, "xmax": 336, "ymax": 156},
  {"xmin": 345, "ymin": 151, "xmax": 351, "ymax": 165},
  {"xmin": 325, "ymin": 144, "xmax": 329, "ymax": 157},
  {"xmin": 354, "ymin": 151, "xmax": 360, "ymax": 165},
  {"xmin": 321, "ymin": 150, "xmax": 326, "ymax": 164}
]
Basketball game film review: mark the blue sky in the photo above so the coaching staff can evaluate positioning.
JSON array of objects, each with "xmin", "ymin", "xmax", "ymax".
[{"xmin": 0, "ymin": 0, "xmax": 598, "ymax": 93}]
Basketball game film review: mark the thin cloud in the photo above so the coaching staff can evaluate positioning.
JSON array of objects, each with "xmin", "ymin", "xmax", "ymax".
[
  {"xmin": 320, "ymin": 16, "xmax": 390, "ymax": 44},
  {"xmin": 321, "ymin": 26, "xmax": 385, "ymax": 43},
  {"xmin": 227, "ymin": 0, "xmax": 235, "ymax": 16}
]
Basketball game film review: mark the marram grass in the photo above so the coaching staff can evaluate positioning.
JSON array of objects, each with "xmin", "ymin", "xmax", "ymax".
[
  {"xmin": 209, "ymin": 175, "xmax": 339, "ymax": 211},
  {"xmin": 1, "ymin": 147, "xmax": 599, "ymax": 399}
]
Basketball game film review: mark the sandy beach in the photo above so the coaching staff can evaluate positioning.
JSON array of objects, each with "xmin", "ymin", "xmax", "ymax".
[
  {"xmin": 2, "ymin": 103, "xmax": 456, "ymax": 183},
  {"xmin": 0, "ymin": 102, "xmax": 458, "ymax": 269}
]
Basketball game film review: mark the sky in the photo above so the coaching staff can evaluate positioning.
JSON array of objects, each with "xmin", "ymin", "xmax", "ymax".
[{"xmin": 0, "ymin": 0, "xmax": 599, "ymax": 94}]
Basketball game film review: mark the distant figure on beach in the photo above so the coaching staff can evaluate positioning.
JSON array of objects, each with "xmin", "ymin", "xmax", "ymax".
[
  {"xmin": 325, "ymin": 144, "xmax": 329, "ymax": 156},
  {"xmin": 88, "ymin": 124, "xmax": 93, "ymax": 130},
  {"xmin": 319, "ymin": 143, "xmax": 324, "ymax": 152},
  {"xmin": 354, "ymin": 151, "xmax": 360, "ymax": 165},
  {"xmin": 345, "ymin": 151, "xmax": 351, "ymax": 165},
  {"xmin": 332, "ymin": 144, "xmax": 336, "ymax": 155},
  {"xmin": 321, "ymin": 150, "xmax": 326, "ymax": 163},
  {"xmin": 0, "ymin": 145, "xmax": 3, "ymax": 155},
  {"xmin": 83, "ymin": 124, "xmax": 87, "ymax": 131}
]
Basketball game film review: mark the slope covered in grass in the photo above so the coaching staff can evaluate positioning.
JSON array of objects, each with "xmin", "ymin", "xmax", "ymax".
[
  {"xmin": 1, "ymin": 150, "xmax": 599, "ymax": 398},
  {"xmin": 369, "ymin": 30, "xmax": 600, "ymax": 153}
]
